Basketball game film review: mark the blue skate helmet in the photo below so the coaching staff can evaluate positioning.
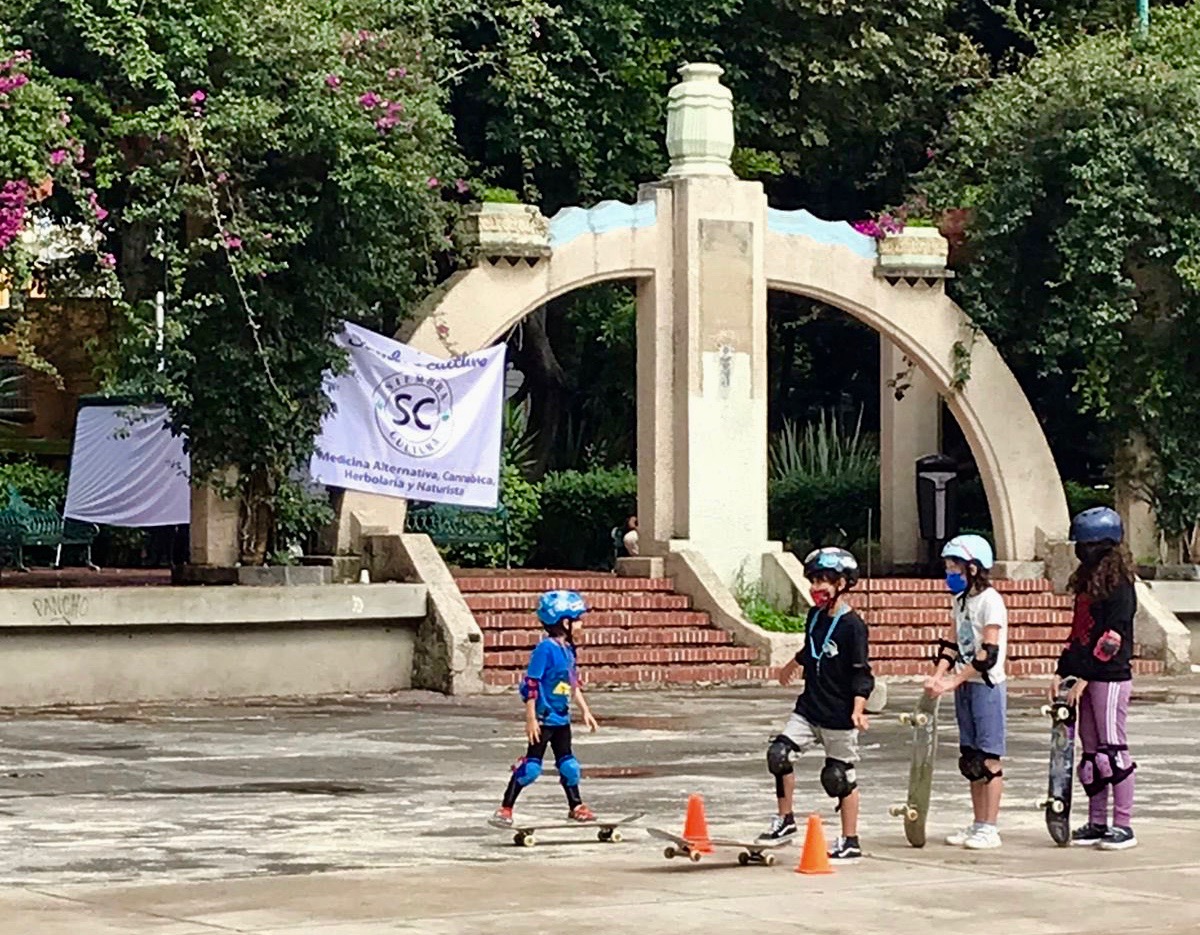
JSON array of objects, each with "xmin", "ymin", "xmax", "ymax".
[
  {"xmin": 1070, "ymin": 507, "xmax": 1123, "ymax": 545},
  {"xmin": 941, "ymin": 534, "xmax": 994, "ymax": 570},
  {"xmin": 803, "ymin": 547, "xmax": 860, "ymax": 588},
  {"xmin": 536, "ymin": 589, "xmax": 587, "ymax": 627}
]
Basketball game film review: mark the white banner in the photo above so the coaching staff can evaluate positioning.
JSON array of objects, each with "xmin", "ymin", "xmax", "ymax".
[
  {"xmin": 64, "ymin": 403, "xmax": 191, "ymax": 526},
  {"xmin": 310, "ymin": 323, "xmax": 505, "ymax": 508}
]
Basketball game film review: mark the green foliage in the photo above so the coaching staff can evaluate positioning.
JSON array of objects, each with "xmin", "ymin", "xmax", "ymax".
[
  {"xmin": 535, "ymin": 464, "xmax": 636, "ymax": 569},
  {"xmin": 1064, "ymin": 480, "xmax": 1114, "ymax": 519},
  {"xmin": 479, "ymin": 186, "xmax": 520, "ymax": 204},
  {"xmin": 0, "ymin": 456, "xmax": 66, "ymax": 509},
  {"xmin": 769, "ymin": 408, "xmax": 876, "ymax": 482},
  {"xmin": 924, "ymin": 6, "xmax": 1200, "ymax": 541},
  {"xmin": 441, "ymin": 463, "xmax": 541, "ymax": 568},
  {"xmin": 273, "ymin": 479, "xmax": 334, "ymax": 551},
  {"xmin": 732, "ymin": 571, "xmax": 807, "ymax": 633}
]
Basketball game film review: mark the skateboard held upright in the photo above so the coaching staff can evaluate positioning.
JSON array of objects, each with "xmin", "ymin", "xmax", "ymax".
[
  {"xmin": 1038, "ymin": 676, "xmax": 1077, "ymax": 846},
  {"xmin": 889, "ymin": 692, "xmax": 941, "ymax": 847}
]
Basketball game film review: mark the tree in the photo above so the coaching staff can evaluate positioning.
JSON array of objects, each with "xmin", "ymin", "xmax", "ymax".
[{"xmin": 923, "ymin": 6, "xmax": 1200, "ymax": 555}]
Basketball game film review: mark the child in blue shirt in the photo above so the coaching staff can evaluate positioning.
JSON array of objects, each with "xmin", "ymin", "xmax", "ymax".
[{"xmin": 493, "ymin": 589, "xmax": 599, "ymax": 824}]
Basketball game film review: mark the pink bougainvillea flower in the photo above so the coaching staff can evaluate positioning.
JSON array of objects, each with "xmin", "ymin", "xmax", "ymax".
[
  {"xmin": 216, "ymin": 171, "xmax": 229, "ymax": 184},
  {"xmin": 387, "ymin": 67, "xmax": 408, "ymax": 80},
  {"xmin": 325, "ymin": 74, "xmax": 342, "ymax": 88},
  {"xmin": 426, "ymin": 176, "xmax": 440, "ymax": 189},
  {"xmin": 223, "ymin": 233, "xmax": 243, "ymax": 250},
  {"xmin": 0, "ymin": 74, "xmax": 30, "ymax": 95},
  {"xmin": 87, "ymin": 190, "xmax": 109, "ymax": 222},
  {"xmin": 358, "ymin": 91, "xmax": 381, "ymax": 109},
  {"xmin": 49, "ymin": 149, "xmax": 68, "ymax": 166},
  {"xmin": 357, "ymin": 29, "xmax": 373, "ymax": 42},
  {"xmin": 189, "ymin": 89, "xmax": 207, "ymax": 104},
  {"xmin": 99, "ymin": 253, "xmax": 116, "ymax": 269},
  {"xmin": 60, "ymin": 112, "xmax": 71, "ymax": 126},
  {"xmin": 455, "ymin": 178, "xmax": 469, "ymax": 194}
]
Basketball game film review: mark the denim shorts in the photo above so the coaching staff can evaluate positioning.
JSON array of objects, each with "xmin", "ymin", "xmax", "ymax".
[{"xmin": 954, "ymin": 680, "xmax": 1007, "ymax": 758}]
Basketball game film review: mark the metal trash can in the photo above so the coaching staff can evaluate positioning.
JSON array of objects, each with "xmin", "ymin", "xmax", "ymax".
[{"xmin": 915, "ymin": 454, "xmax": 959, "ymax": 568}]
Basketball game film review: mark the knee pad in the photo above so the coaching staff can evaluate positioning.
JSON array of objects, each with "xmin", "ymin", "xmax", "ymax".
[
  {"xmin": 978, "ymin": 753, "xmax": 1003, "ymax": 783},
  {"xmin": 556, "ymin": 754, "xmax": 581, "ymax": 787},
  {"xmin": 958, "ymin": 748, "xmax": 987, "ymax": 782},
  {"xmin": 1100, "ymin": 745, "xmax": 1136, "ymax": 787},
  {"xmin": 512, "ymin": 757, "xmax": 542, "ymax": 787},
  {"xmin": 1079, "ymin": 753, "xmax": 1107, "ymax": 798},
  {"xmin": 767, "ymin": 737, "xmax": 797, "ymax": 776},
  {"xmin": 820, "ymin": 758, "xmax": 857, "ymax": 800}
]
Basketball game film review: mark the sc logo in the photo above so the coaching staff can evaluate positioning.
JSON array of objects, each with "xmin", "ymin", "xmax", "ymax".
[{"xmin": 372, "ymin": 373, "xmax": 453, "ymax": 457}]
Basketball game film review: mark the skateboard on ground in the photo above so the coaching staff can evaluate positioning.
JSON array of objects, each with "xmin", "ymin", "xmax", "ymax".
[
  {"xmin": 647, "ymin": 827, "xmax": 791, "ymax": 867},
  {"xmin": 488, "ymin": 812, "xmax": 644, "ymax": 847},
  {"xmin": 889, "ymin": 691, "xmax": 941, "ymax": 848},
  {"xmin": 1038, "ymin": 676, "xmax": 1078, "ymax": 846}
]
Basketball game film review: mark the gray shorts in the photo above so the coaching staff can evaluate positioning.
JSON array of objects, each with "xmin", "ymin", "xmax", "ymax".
[{"xmin": 777, "ymin": 712, "xmax": 860, "ymax": 764}]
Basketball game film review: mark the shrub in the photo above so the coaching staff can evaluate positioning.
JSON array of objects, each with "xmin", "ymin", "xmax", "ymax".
[
  {"xmin": 733, "ymin": 572, "xmax": 808, "ymax": 633},
  {"xmin": 441, "ymin": 462, "xmax": 541, "ymax": 569},
  {"xmin": 768, "ymin": 470, "xmax": 879, "ymax": 559},
  {"xmin": 1064, "ymin": 480, "xmax": 1114, "ymax": 518},
  {"xmin": 535, "ymin": 465, "xmax": 636, "ymax": 569},
  {"xmin": 0, "ymin": 456, "xmax": 67, "ymax": 509}
]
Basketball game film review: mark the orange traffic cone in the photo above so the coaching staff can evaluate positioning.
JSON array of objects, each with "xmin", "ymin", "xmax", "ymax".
[
  {"xmin": 681, "ymin": 793, "xmax": 714, "ymax": 853},
  {"xmin": 795, "ymin": 813, "xmax": 834, "ymax": 875}
]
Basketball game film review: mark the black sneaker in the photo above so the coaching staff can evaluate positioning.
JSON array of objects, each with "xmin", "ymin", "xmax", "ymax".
[
  {"xmin": 1098, "ymin": 825, "xmax": 1137, "ymax": 851},
  {"xmin": 828, "ymin": 836, "xmax": 862, "ymax": 862},
  {"xmin": 1070, "ymin": 822, "xmax": 1108, "ymax": 847},
  {"xmin": 758, "ymin": 813, "xmax": 797, "ymax": 841}
]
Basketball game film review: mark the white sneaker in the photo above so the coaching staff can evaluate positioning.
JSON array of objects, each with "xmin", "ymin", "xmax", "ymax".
[
  {"xmin": 944, "ymin": 822, "xmax": 979, "ymax": 846},
  {"xmin": 963, "ymin": 826, "xmax": 1002, "ymax": 850}
]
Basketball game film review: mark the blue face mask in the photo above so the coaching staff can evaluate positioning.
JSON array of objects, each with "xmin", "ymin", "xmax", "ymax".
[{"xmin": 945, "ymin": 572, "xmax": 968, "ymax": 595}]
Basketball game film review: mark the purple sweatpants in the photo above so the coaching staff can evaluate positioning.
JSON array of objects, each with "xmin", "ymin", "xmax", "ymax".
[{"xmin": 1077, "ymin": 679, "xmax": 1135, "ymax": 827}]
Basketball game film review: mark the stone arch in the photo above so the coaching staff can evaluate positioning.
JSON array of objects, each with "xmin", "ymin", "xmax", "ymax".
[{"xmin": 764, "ymin": 211, "xmax": 1069, "ymax": 563}]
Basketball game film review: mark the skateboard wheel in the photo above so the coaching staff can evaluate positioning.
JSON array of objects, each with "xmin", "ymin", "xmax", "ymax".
[
  {"xmin": 521, "ymin": 835, "xmax": 536, "ymax": 848},
  {"xmin": 899, "ymin": 713, "xmax": 911, "ymax": 725},
  {"xmin": 1050, "ymin": 800, "xmax": 1065, "ymax": 814},
  {"xmin": 1040, "ymin": 705, "xmax": 1053, "ymax": 717},
  {"xmin": 664, "ymin": 846, "xmax": 677, "ymax": 859},
  {"xmin": 1053, "ymin": 705, "xmax": 1071, "ymax": 722},
  {"xmin": 512, "ymin": 833, "xmax": 524, "ymax": 846},
  {"xmin": 763, "ymin": 854, "xmax": 776, "ymax": 867},
  {"xmin": 610, "ymin": 831, "xmax": 623, "ymax": 843},
  {"xmin": 906, "ymin": 808, "xmax": 919, "ymax": 822},
  {"xmin": 914, "ymin": 713, "xmax": 929, "ymax": 727},
  {"xmin": 688, "ymin": 850, "xmax": 702, "ymax": 863},
  {"xmin": 597, "ymin": 829, "xmax": 610, "ymax": 843},
  {"xmin": 889, "ymin": 805, "xmax": 905, "ymax": 817},
  {"xmin": 738, "ymin": 852, "xmax": 750, "ymax": 867}
]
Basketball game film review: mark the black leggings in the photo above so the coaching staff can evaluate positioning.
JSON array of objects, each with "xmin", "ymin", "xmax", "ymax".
[{"xmin": 502, "ymin": 724, "xmax": 582, "ymax": 809}]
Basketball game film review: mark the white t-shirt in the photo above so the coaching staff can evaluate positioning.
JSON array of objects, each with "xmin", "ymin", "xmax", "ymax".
[
  {"xmin": 953, "ymin": 587, "xmax": 1008, "ymax": 685},
  {"xmin": 623, "ymin": 529, "xmax": 639, "ymax": 556}
]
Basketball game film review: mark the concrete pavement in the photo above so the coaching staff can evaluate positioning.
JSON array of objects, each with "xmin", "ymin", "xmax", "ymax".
[{"xmin": 3, "ymin": 679, "xmax": 1200, "ymax": 932}]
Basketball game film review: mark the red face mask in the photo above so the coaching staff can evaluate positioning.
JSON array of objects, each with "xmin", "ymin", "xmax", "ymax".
[{"xmin": 810, "ymin": 589, "xmax": 834, "ymax": 608}]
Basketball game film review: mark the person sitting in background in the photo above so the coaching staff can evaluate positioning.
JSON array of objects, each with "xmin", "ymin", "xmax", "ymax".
[{"xmin": 622, "ymin": 516, "xmax": 639, "ymax": 557}]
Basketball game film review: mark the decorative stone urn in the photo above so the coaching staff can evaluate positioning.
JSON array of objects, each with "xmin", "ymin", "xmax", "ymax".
[
  {"xmin": 877, "ymin": 226, "xmax": 951, "ymax": 272},
  {"xmin": 458, "ymin": 201, "xmax": 550, "ymax": 259},
  {"xmin": 665, "ymin": 63, "xmax": 734, "ymax": 178}
]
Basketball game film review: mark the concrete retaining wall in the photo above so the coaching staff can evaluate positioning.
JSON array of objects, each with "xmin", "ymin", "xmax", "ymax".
[{"xmin": 0, "ymin": 584, "xmax": 427, "ymax": 707}]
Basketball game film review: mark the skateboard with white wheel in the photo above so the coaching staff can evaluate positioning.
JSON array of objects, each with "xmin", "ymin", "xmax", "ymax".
[
  {"xmin": 488, "ymin": 812, "xmax": 644, "ymax": 847},
  {"xmin": 889, "ymin": 691, "xmax": 941, "ymax": 847},
  {"xmin": 647, "ymin": 827, "xmax": 791, "ymax": 867},
  {"xmin": 1037, "ymin": 676, "xmax": 1077, "ymax": 846}
]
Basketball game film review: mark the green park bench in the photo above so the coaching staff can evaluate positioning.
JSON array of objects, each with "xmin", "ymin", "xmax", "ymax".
[
  {"xmin": 405, "ymin": 502, "xmax": 512, "ymax": 568},
  {"xmin": 0, "ymin": 486, "xmax": 100, "ymax": 571}
]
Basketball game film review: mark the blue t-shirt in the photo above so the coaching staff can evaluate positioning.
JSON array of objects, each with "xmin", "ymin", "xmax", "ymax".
[{"xmin": 522, "ymin": 638, "xmax": 578, "ymax": 726}]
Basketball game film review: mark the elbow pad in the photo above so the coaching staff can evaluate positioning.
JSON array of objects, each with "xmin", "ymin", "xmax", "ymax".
[
  {"xmin": 933, "ymin": 639, "xmax": 961, "ymax": 668},
  {"xmin": 971, "ymin": 643, "xmax": 999, "ymax": 673},
  {"xmin": 520, "ymin": 677, "xmax": 539, "ymax": 701}
]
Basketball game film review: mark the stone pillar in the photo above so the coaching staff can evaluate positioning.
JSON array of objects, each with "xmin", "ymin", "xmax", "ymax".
[
  {"xmin": 879, "ymin": 340, "xmax": 941, "ymax": 572},
  {"xmin": 189, "ymin": 479, "xmax": 240, "ymax": 566},
  {"xmin": 320, "ymin": 489, "xmax": 409, "ymax": 557},
  {"xmin": 1114, "ymin": 434, "xmax": 1159, "ymax": 564}
]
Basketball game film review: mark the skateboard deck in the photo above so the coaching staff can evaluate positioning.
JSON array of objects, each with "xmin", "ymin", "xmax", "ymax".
[
  {"xmin": 889, "ymin": 692, "xmax": 941, "ymax": 848},
  {"xmin": 647, "ymin": 827, "xmax": 792, "ymax": 867},
  {"xmin": 1039, "ymin": 677, "xmax": 1078, "ymax": 846},
  {"xmin": 488, "ymin": 812, "xmax": 644, "ymax": 847}
]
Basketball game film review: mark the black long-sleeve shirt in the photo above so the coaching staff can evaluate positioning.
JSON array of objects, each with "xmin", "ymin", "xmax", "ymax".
[
  {"xmin": 1055, "ymin": 580, "xmax": 1136, "ymax": 682},
  {"xmin": 793, "ymin": 607, "xmax": 875, "ymax": 730}
]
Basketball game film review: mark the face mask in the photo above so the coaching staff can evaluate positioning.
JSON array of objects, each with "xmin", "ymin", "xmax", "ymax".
[
  {"xmin": 810, "ymin": 589, "xmax": 833, "ymax": 608},
  {"xmin": 945, "ymin": 572, "xmax": 968, "ymax": 595}
]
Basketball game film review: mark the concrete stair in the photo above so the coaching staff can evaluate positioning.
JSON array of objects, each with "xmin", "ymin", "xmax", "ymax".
[
  {"xmin": 856, "ymin": 578, "xmax": 1165, "ymax": 677},
  {"xmin": 454, "ymin": 570, "xmax": 773, "ymax": 689}
]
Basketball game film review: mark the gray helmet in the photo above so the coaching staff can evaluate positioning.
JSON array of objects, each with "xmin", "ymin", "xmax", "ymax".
[{"xmin": 803, "ymin": 546, "xmax": 860, "ymax": 588}]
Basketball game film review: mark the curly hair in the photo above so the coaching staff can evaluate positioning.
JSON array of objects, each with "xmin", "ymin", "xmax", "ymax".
[{"xmin": 1069, "ymin": 543, "xmax": 1136, "ymax": 600}]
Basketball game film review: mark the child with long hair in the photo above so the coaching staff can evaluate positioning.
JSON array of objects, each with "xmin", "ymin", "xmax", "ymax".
[{"xmin": 1054, "ymin": 507, "xmax": 1138, "ymax": 850}]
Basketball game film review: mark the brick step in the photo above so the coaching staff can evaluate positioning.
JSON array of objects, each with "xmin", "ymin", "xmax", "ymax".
[
  {"xmin": 484, "ymin": 664, "xmax": 778, "ymax": 688},
  {"xmin": 859, "ymin": 578, "xmax": 1054, "ymax": 593},
  {"xmin": 466, "ymin": 592, "xmax": 691, "ymax": 612},
  {"xmin": 484, "ymin": 627, "xmax": 734, "ymax": 650},
  {"xmin": 453, "ymin": 573, "xmax": 674, "ymax": 594},
  {"xmin": 487, "ymin": 645, "xmax": 758, "ymax": 669},
  {"xmin": 871, "ymin": 658, "xmax": 1166, "ymax": 677},
  {"xmin": 863, "ymin": 609, "xmax": 1073, "ymax": 625},
  {"xmin": 854, "ymin": 594, "xmax": 1072, "ymax": 610},
  {"xmin": 474, "ymin": 609, "xmax": 711, "ymax": 630},
  {"xmin": 868, "ymin": 625, "xmax": 1070, "ymax": 644}
]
